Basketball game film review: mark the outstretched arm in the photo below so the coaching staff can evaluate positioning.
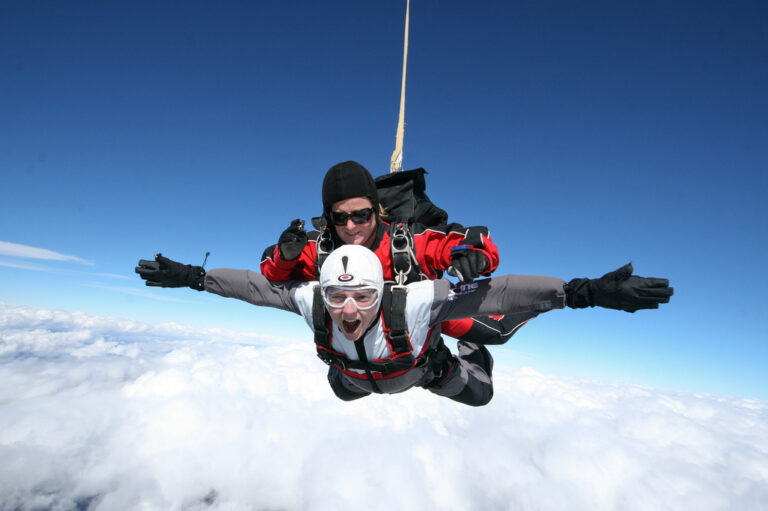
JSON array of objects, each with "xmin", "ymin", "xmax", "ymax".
[
  {"xmin": 205, "ymin": 268, "xmax": 304, "ymax": 313},
  {"xmin": 431, "ymin": 263, "xmax": 673, "ymax": 324},
  {"xmin": 136, "ymin": 254, "xmax": 305, "ymax": 314},
  {"xmin": 431, "ymin": 274, "xmax": 567, "ymax": 324}
]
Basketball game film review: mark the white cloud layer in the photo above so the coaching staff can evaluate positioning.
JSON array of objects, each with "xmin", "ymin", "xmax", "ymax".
[
  {"xmin": 0, "ymin": 241, "xmax": 93, "ymax": 265},
  {"xmin": 1, "ymin": 302, "xmax": 767, "ymax": 510}
]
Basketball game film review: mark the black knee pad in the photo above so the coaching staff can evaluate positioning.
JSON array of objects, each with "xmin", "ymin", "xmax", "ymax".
[
  {"xmin": 449, "ymin": 381, "xmax": 494, "ymax": 407},
  {"xmin": 458, "ymin": 341, "xmax": 494, "ymax": 377}
]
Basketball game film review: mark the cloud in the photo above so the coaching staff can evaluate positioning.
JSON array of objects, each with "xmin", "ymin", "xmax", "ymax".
[
  {"xmin": 0, "ymin": 259, "xmax": 54, "ymax": 272},
  {"xmin": 79, "ymin": 282, "xmax": 193, "ymax": 302},
  {"xmin": 1, "ymin": 302, "xmax": 767, "ymax": 510},
  {"xmin": 86, "ymin": 273, "xmax": 135, "ymax": 281},
  {"xmin": 0, "ymin": 241, "xmax": 93, "ymax": 265}
]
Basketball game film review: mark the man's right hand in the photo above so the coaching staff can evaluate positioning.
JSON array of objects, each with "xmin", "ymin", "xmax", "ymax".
[
  {"xmin": 135, "ymin": 254, "xmax": 206, "ymax": 291},
  {"xmin": 278, "ymin": 219, "xmax": 308, "ymax": 261}
]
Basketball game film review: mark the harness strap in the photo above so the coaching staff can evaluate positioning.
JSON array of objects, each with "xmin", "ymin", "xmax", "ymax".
[
  {"xmin": 354, "ymin": 338, "xmax": 383, "ymax": 394},
  {"xmin": 381, "ymin": 283, "xmax": 412, "ymax": 359},
  {"xmin": 389, "ymin": 221, "xmax": 421, "ymax": 285},
  {"xmin": 314, "ymin": 228, "xmax": 333, "ymax": 279},
  {"xmin": 312, "ymin": 286, "xmax": 331, "ymax": 349}
]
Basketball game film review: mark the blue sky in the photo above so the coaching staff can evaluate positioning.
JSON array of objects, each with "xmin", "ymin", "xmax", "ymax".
[{"xmin": 1, "ymin": 1, "xmax": 766, "ymax": 399}]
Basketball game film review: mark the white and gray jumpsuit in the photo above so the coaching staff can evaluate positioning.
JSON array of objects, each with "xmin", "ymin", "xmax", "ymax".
[{"xmin": 204, "ymin": 270, "xmax": 566, "ymax": 406}]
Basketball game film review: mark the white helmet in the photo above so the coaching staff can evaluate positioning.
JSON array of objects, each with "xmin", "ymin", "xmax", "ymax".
[{"xmin": 319, "ymin": 245, "xmax": 384, "ymax": 306}]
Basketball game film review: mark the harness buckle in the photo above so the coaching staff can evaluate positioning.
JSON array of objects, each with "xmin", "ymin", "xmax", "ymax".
[
  {"xmin": 391, "ymin": 222, "xmax": 415, "ymax": 286},
  {"xmin": 317, "ymin": 229, "xmax": 333, "ymax": 255},
  {"xmin": 317, "ymin": 351, "xmax": 346, "ymax": 370}
]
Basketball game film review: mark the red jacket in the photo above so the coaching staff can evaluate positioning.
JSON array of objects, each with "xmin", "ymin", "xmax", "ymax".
[
  {"xmin": 262, "ymin": 221, "xmax": 497, "ymax": 281},
  {"xmin": 261, "ymin": 221, "xmax": 500, "ymax": 337}
]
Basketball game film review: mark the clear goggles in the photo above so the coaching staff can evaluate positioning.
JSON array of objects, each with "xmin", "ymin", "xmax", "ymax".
[{"xmin": 322, "ymin": 286, "xmax": 381, "ymax": 310}]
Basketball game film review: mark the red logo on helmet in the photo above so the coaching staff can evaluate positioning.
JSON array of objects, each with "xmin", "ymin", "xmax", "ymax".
[{"xmin": 338, "ymin": 274, "xmax": 354, "ymax": 282}]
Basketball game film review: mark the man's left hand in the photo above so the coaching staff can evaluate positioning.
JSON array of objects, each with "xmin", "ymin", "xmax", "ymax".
[{"xmin": 448, "ymin": 246, "xmax": 488, "ymax": 284}]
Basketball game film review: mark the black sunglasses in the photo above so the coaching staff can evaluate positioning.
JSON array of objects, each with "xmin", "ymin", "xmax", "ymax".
[{"xmin": 330, "ymin": 208, "xmax": 374, "ymax": 226}]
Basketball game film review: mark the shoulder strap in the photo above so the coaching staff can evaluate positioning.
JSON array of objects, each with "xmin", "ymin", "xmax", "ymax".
[
  {"xmin": 314, "ymin": 227, "xmax": 334, "ymax": 279},
  {"xmin": 388, "ymin": 221, "xmax": 422, "ymax": 285},
  {"xmin": 380, "ymin": 283, "xmax": 413, "ymax": 358},
  {"xmin": 312, "ymin": 286, "xmax": 331, "ymax": 352}
]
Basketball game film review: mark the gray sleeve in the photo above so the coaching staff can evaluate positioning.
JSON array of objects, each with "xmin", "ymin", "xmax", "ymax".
[
  {"xmin": 430, "ymin": 274, "xmax": 567, "ymax": 325},
  {"xmin": 204, "ymin": 268, "xmax": 303, "ymax": 315}
]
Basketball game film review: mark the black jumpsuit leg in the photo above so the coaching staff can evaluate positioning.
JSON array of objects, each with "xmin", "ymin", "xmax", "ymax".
[{"xmin": 424, "ymin": 340, "xmax": 495, "ymax": 407}]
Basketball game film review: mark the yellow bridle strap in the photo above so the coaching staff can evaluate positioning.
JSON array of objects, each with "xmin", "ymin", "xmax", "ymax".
[{"xmin": 390, "ymin": 0, "xmax": 410, "ymax": 173}]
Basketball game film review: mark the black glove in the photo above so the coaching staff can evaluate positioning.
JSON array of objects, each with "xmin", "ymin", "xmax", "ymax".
[
  {"xmin": 278, "ymin": 219, "xmax": 308, "ymax": 261},
  {"xmin": 448, "ymin": 246, "xmax": 488, "ymax": 283},
  {"xmin": 135, "ymin": 254, "xmax": 206, "ymax": 291},
  {"xmin": 565, "ymin": 263, "xmax": 673, "ymax": 313}
]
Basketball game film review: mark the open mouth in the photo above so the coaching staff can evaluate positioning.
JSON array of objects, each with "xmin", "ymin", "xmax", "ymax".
[{"xmin": 342, "ymin": 319, "xmax": 361, "ymax": 335}]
